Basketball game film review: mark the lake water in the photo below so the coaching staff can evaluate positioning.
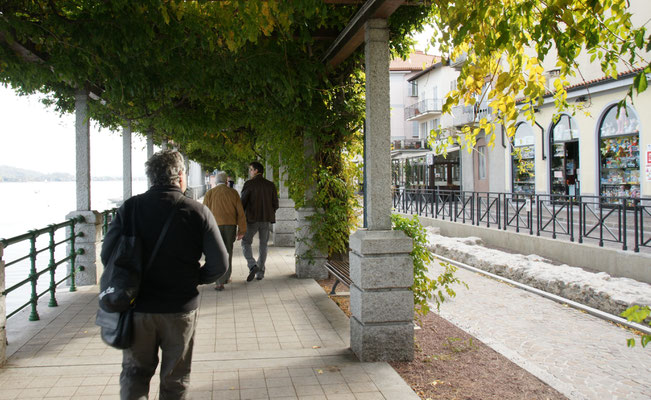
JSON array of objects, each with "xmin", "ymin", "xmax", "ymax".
[{"xmin": 0, "ymin": 180, "xmax": 147, "ymax": 317}]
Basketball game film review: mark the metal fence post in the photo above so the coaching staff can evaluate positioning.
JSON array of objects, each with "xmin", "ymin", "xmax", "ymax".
[
  {"xmin": 536, "ymin": 194, "xmax": 541, "ymax": 236},
  {"xmin": 69, "ymin": 221, "xmax": 77, "ymax": 293},
  {"xmin": 599, "ymin": 199, "xmax": 604, "ymax": 247},
  {"xmin": 552, "ymin": 198, "xmax": 557, "ymax": 239},
  {"xmin": 0, "ymin": 242, "xmax": 6, "ymax": 367},
  {"xmin": 48, "ymin": 226, "xmax": 58, "ymax": 307},
  {"xmin": 622, "ymin": 198, "xmax": 627, "ymax": 251},
  {"xmin": 578, "ymin": 196, "xmax": 583, "ymax": 243},
  {"xmin": 569, "ymin": 196, "xmax": 574, "ymax": 242},
  {"xmin": 634, "ymin": 199, "xmax": 639, "ymax": 253},
  {"xmin": 28, "ymin": 233, "xmax": 39, "ymax": 321}
]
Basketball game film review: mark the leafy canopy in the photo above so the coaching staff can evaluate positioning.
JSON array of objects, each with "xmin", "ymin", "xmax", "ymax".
[{"xmin": 426, "ymin": 0, "xmax": 649, "ymax": 151}]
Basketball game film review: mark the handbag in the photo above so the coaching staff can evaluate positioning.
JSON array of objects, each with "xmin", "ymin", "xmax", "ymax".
[
  {"xmin": 95, "ymin": 307, "xmax": 134, "ymax": 349},
  {"xmin": 96, "ymin": 196, "xmax": 182, "ymax": 349}
]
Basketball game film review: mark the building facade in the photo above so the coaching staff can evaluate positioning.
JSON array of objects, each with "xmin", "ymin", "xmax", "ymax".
[{"xmin": 391, "ymin": 0, "xmax": 651, "ymax": 199}]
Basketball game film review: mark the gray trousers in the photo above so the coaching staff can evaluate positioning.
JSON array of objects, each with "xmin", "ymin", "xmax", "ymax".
[
  {"xmin": 241, "ymin": 221, "xmax": 271, "ymax": 272},
  {"xmin": 120, "ymin": 310, "xmax": 198, "ymax": 400},
  {"xmin": 217, "ymin": 225, "xmax": 237, "ymax": 285}
]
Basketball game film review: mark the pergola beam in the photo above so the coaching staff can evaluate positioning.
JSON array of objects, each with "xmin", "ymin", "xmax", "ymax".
[
  {"xmin": 0, "ymin": 31, "xmax": 104, "ymax": 99},
  {"xmin": 321, "ymin": 0, "xmax": 403, "ymax": 68}
]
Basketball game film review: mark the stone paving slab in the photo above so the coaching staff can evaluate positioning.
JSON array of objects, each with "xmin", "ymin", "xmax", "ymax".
[
  {"xmin": 0, "ymin": 243, "xmax": 419, "ymax": 400},
  {"xmin": 429, "ymin": 257, "xmax": 651, "ymax": 400}
]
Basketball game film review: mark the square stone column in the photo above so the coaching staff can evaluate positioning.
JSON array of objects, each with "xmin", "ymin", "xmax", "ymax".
[
  {"xmin": 274, "ymin": 163, "xmax": 296, "ymax": 247},
  {"xmin": 295, "ymin": 207, "xmax": 328, "ymax": 279},
  {"xmin": 0, "ymin": 243, "xmax": 6, "ymax": 366},
  {"xmin": 350, "ymin": 230, "xmax": 413, "ymax": 361},
  {"xmin": 123, "ymin": 123, "xmax": 132, "ymax": 201},
  {"xmin": 349, "ymin": 19, "xmax": 414, "ymax": 361},
  {"xmin": 295, "ymin": 137, "xmax": 327, "ymax": 278},
  {"xmin": 75, "ymin": 90, "xmax": 91, "ymax": 211},
  {"xmin": 146, "ymin": 131, "xmax": 154, "ymax": 187},
  {"xmin": 65, "ymin": 211, "xmax": 104, "ymax": 286},
  {"xmin": 265, "ymin": 159, "xmax": 276, "ymax": 238}
]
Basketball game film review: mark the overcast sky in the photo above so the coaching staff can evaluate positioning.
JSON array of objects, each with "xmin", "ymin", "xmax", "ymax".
[
  {"xmin": 0, "ymin": 26, "xmax": 436, "ymax": 178},
  {"xmin": 0, "ymin": 85, "xmax": 150, "ymax": 178}
]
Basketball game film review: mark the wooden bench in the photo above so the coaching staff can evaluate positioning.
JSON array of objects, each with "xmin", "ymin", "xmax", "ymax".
[{"xmin": 324, "ymin": 260, "xmax": 351, "ymax": 295}]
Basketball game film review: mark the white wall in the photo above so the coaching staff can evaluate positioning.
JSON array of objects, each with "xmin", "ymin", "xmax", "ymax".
[
  {"xmin": 527, "ymin": 83, "xmax": 650, "ymax": 197},
  {"xmin": 390, "ymin": 71, "xmax": 417, "ymax": 140}
]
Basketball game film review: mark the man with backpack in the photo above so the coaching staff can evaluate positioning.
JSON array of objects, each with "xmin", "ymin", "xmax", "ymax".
[{"xmin": 101, "ymin": 150, "xmax": 228, "ymax": 399}]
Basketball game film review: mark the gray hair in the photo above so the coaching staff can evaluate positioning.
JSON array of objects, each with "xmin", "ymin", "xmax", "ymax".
[
  {"xmin": 215, "ymin": 171, "xmax": 228, "ymax": 184},
  {"xmin": 145, "ymin": 150, "xmax": 185, "ymax": 186}
]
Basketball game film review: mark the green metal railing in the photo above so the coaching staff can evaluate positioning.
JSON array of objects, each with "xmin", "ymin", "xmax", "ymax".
[
  {"xmin": 1, "ymin": 216, "xmax": 86, "ymax": 321},
  {"xmin": 101, "ymin": 208, "xmax": 118, "ymax": 235},
  {"xmin": 1, "ymin": 208, "xmax": 118, "ymax": 324}
]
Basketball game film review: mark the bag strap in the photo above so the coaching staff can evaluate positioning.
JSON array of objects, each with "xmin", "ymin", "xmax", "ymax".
[{"xmin": 143, "ymin": 195, "xmax": 183, "ymax": 274}]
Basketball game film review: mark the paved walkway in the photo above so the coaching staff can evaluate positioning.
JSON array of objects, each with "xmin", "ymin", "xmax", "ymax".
[
  {"xmin": 428, "ymin": 258, "xmax": 651, "ymax": 400},
  {"xmin": 0, "ymin": 243, "xmax": 419, "ymax": 400}
]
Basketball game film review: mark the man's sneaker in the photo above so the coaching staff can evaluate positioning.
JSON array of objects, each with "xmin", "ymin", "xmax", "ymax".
[
  {"xmin": 246, "ymin": 265, "xmax": 259, "ymax": 282},
  {"xmin": 214, "ymin": 284, "xmax": 225, "ymax": 291},
  {"xmin": 256, "ymin": 269, "xmax": 265, "ymax": 280}
]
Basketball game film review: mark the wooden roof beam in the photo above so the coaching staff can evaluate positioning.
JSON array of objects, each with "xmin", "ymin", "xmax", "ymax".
[
  {"xmin": 321, "ymin": 0, "xmax": 404, "ymax": 68},
  {"xmin": 0, "ymin": 32, "xmax": 104, "ymax": 99}
]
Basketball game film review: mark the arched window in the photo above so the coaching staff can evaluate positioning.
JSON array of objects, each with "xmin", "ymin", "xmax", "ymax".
[
  {"xmin": 598, "ymin": 105, "xmax": 640, "ymax": 200},
  {"xmin": 512, "ymin": 123, "xmax": 535, "ymax": 194},
  {"xmin": 550, "ymin": 114, "xmax": 580, "ymax": 197}
]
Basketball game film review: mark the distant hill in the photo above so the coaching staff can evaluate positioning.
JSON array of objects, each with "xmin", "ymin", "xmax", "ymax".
[{"xmin": 0, "ymin": 165, "xmax": 74, "ymax": 182}]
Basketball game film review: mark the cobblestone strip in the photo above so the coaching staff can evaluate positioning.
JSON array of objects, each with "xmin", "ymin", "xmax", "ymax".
[{"xmin": 428, "ymin": 260, "xmax": 651, "ymax": 400}]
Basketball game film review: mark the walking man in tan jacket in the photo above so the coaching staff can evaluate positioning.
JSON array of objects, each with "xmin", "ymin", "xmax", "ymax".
[{"xmin": 203, "ymin": 171, "xmax": 247, "ymax": 290}]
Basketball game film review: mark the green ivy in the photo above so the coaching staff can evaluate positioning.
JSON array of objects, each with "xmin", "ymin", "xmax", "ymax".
[
  {"xmin": 621, "ymin": 305, "xmax": 651, "ymax": 348},
  {"xmin": 391, "ymin": 213, "xmax": 467, "ymax": 320}
]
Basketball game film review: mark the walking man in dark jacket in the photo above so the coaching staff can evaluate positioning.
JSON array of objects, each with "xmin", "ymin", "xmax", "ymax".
[
  {"xmin": 101, "ymin": 150, "xmax": 228, "ymax": 400},
  {"xmin": 240, "ymin": 161, "xmax": 279, "ymax": 281}
]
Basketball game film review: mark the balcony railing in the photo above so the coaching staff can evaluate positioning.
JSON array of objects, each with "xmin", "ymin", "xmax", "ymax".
[
  {"xmin": 392, "ymin": 138, "xmax": 431, "ymax": 150},
  {"xmin": 451, "ymin": 104, "xmax": 493, "ymax": 126},
  {"xmin": 450, "ymin": 53, "xmax": 468, "ymax": 70},
  {"xmin": 405, "ymin": 98, "xmax": 442, "ymax": 120},
  {"xmin": 392, "ymin": 188, "xmax": 651, "ymax": 253}
]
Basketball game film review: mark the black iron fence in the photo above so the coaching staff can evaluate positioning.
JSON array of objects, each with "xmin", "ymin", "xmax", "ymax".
[{"xmin": 393, "ymin": 188, "xmax": 651, "ymax": 253}]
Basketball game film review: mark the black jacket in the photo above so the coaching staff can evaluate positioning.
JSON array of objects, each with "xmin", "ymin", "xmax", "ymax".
[
  {"xmin": 241, "ymin": 174, "xmax": 279, "ymax": 223},
  {"xmin": 101, "ymin": 185, "xmax": 228, "ymax": 313}
]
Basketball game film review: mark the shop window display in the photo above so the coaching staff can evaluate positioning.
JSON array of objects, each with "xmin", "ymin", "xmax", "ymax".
[
  {"xmin": 550, "ymin": 114, "xmax": 580, "ymax": 197},
  {"xmin": 512, "ymin": 123, "xmax": 535, "ymax": 194},
  {"xmin": 599, "ymin": 105, "xmax": 640, "ymax": 202}
]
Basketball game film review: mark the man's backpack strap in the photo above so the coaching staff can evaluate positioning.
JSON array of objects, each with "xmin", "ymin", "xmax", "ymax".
[{"xmin": 144, "ymin": 195, "xmax": 183, "ymax": 274}]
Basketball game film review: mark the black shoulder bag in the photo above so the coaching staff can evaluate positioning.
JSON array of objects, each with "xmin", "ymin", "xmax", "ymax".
[{"xmin": 95, "ymin": 196, "xmax": 182, "ymax": 349}]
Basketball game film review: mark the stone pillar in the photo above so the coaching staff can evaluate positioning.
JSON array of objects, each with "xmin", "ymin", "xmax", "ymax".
[
  {"xmin": 122, "ymin": 123, "xmax": 132, "ymax": 201},
  {"xmin": 265, "ymin": 159, "xmax": 274, "ymax": 182},
  {"xmin": 146, "ymin": 131, "xmax": 154, "ymax": 187},
  {"xmin": 0, "ymin": 243, "xmax": 6, "ymax": 366},
  {"xmin": 75, "ymin": 90, "xmax": 91, "ymax": 211},
  {"xmin": 265, "ymin": 159, "xmax": 275, "ymax": 239},
  {"xmin": 295, "ymin": 208, "xmax": 327, "ymax": 279},
  {"xmin": 66, "ymin": 211, "xmax": 103, "ymax": 286},
  {"xmin": 349, "ymin": 19, "xmax": 414, "ymax": 361},
  {"xmin": 295, "ymin": 137, "xmax": 327, "ymax": 279},
  {"xmin": 273, "ymin": 162, "xmax": 296, "ymax": 247}
]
